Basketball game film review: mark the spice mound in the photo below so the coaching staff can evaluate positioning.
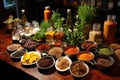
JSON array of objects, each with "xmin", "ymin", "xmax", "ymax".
[
  {"xmin": 36, "ymin": 43, "xmax": 50, "ymax": 52},
  {"xmin": 81, "ymin": 41, "xmax": 97, "ymax": 51},
  {"xmin": 7, "ymin": 44, "xmax": 23, "ymax": 51},
  {"xmin": 48, "ymin": 47, "xmax": 63, "ymax": 58},
  {"xmin": 37, "ymin": 56, "xmax": 54, "ymax": 69},
  {"xmin": 98, "ymin": 47, "xmax": 114, "ymax": 55},
  {"xmin": 55, "ymin": 56, "xmax": 71, "ymax": 71},
  {"xmin": 70, "ymin": 61, "xmax": 89, "ymax": 77},
  {"xmin": 64, "ymin": 46, "xmax": 80, "ymax": 55},
  {"xmin": 77, "ymin": 51, "xmax": 94, "ymax": 61}
]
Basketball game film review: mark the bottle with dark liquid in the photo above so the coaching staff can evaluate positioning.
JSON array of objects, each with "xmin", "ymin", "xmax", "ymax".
[
  {"xmin": 66, "ymin": 9, "xmax": 73, "ymax": 30},
  {"xmin": 21, "ymin": 9, "xmax": 28, "ymax": 25}
]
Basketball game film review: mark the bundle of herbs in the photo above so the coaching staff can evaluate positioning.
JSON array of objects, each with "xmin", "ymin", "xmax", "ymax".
[{"xmin": 50, "ymin": 10, "xmax": 65, "ymax": 30}]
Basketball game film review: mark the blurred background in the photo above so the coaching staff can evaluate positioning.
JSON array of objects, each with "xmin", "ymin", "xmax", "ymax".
[{"xmin": 0, "ymin": 0, "xmax": 120, "ymax": 37}]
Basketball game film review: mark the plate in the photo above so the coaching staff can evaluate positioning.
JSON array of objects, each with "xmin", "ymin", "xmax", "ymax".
[{"xmin": 21, "ymin": 51, "xmax": 41, "ymax": 66}]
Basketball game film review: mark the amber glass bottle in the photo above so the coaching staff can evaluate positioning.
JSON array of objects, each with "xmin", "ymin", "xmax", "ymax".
[
  {"xmin": 44, "ymin": 6, "xmax": 51, "ymax": 22},
  {"xmin": 21, "ymin": 9, "xmax": 28, "ymax": 25},
  {"xmin": 103, "ymin": 15, "xmax": 117, "ymax": 44}
]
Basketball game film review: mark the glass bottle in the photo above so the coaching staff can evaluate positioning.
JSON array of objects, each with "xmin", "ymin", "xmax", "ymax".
[
  {"xmin": 66, "ymin": 9, "xmax": 73, "ymax": 29},
  {"xmin": 44, "ymin": 6, "xmax": 51, "ymax": 22},
  {"xmin": 21, "ymin": 9, "xmax": 28, "ymax": 25},
  {"xmin": 89, "ymin": 23, "xmax": 102, "ymax": 45},
  {"xmin": 103, "ymin": 15, "xmax": 117, "ymax": 44},
  {"xmin": 108, "ymin": 0, "xmax": 114, "ymax": 10}
]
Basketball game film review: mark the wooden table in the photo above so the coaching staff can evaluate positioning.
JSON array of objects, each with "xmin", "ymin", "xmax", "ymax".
[{"xmin": 0, "ymin": 28, "xmax": 120, "ymax": 80}]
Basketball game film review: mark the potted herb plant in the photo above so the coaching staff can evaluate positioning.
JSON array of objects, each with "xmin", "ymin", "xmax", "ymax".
[{"xmin": 77, "ymin": 3, "xmax": 96, "ymax": 38}]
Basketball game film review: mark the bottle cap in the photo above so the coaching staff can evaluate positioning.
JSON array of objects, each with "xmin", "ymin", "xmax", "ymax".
[
  {"xmin": 107, "ymin": 15, "xmax": 116, "ymax": 20},
  {"xmin": 45, "ymin": 6, "xmax": 50, "ymax": 10},
  {"xmin": 21, "ymin": 9, "xmax": 25, "ymax": 13},
  {"xmin": 93, "ymin": 23, "xmax": 101, "ymax": 31},
  {"xmin": 67, "ymin": 9, "xmax": 71, "ymax": 13}
]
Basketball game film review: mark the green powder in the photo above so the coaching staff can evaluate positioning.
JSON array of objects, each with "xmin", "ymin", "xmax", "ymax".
[{"xmin": 99, "ymin": 48, "xmax": 114, "ymax": 55}]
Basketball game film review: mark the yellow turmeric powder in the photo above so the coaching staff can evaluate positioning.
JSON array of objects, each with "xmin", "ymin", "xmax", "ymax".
[{"xmin": 78, "ymin": 52, "xmax": 94, "ymax": 61}]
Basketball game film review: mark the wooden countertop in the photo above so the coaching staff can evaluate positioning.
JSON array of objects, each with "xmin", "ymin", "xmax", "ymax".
[{"xmin": 0, "ymin": 28, "xmax": 120, "ymax": 80}]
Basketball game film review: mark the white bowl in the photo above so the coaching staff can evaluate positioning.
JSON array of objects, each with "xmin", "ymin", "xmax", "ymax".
[
  {"xmin": 55, "ymin": 56, "xmax": 72, "ymax": 72},
  {"xmin": 21, "ymin": 51, "xmax": 41, "ymax": 66}
]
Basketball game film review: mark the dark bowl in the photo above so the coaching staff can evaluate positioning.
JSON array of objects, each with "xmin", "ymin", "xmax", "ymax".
[
  {"xmin": 36, "ymin": 56, "xmax": 55, "ymax": 70},
  {"xmin": 10, "ymin": 49, "xmax": 28, "ymax": 60},
  {"xmin": 81, "ymin": 40, "xmax": 98, "ymax": 51},
  {"xmin": 93, "ymin": 55, "xmax": 115, "ymax": 69}
]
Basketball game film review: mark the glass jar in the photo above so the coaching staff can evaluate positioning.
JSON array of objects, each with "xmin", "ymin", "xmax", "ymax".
[
  {"xmin": 103, "ymin": 15, "xmax": 117, "ymax": 44},
  {"xmin": 54, "ymin": 27, "xmax": 64, "ymax": 41},
  {"xmin": 89, "ymin": 23, "xmax": 102, "ymax": 45}
]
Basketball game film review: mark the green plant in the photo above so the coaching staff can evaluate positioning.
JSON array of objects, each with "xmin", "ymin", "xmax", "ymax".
[
  {"xmin": 64, "ymin": 26, "xmax": 86, "ymax": 46},
  {"xmin": 78, "ymin": 3, "xmax": 96, "ymax": 26},
  {"xmin": 32, "ymin": 20, "xmax": 51, "ymax": 41},
  {"xmin": 50, "ymin": 10, "xmax": 65, "ymax": 29}
]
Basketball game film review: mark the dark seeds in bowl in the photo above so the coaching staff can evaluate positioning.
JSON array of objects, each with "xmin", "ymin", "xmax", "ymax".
[
  {"xmin": 37, "ymin": 57, "xmax": 54, "ymax": 68},
  {"xmin": 11, "ymin": 49, "xmax": 27, "ymax": 58}
]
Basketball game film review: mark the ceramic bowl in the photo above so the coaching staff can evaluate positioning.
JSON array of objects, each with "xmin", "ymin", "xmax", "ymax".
[
  {"xmin": 77, "ymin": 51, "xmax": 94, "ymax": 62},
  {"xmin": 69, "ymin": 61, "xmax": 89, "ymax": 77},
  {"xmin": 10, "ymin": 49, "xmax": 27, "ymax": 60},
  {"xmin": 36, "ymin": 56, "xmax": 55, "ymax": 70},
  {"xmin": 81, "ymin": 40, "xmax": 98, "ymax": 51},
  {"xmin": 93, "ymin": 55, "xmax": 114, "ymax": 69},
  {"xmin": 55, "ymin": 56, "xmax": 72, "ymax": 72},
  {"xmin": 21, "ymin": 51, "xmax": 41, "ymax": 66}
]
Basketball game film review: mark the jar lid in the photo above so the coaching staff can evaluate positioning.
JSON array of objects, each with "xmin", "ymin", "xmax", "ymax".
[
  {"xmin": 92, "ymin": 23, "xmax": 101, "ymax": 31},
  {"xmin": 107, "ymin": 15, "xmax": 116, "ymax": 20},
  {"xmin": 45, "ymin": 6, "xmax": 50, "ymax": 10}
]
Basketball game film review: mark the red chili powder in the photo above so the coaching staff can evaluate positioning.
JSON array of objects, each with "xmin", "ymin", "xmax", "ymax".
[{"xmin": 65, "ymin": 47, "xmax": 79, "ymax": 55}]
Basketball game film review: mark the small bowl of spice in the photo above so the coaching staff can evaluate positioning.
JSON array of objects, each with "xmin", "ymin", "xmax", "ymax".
[
  {"xmin": 48, "ymin": 47, "xmax": 63, "ymax": 58},
  {"xmin": 81, "ymin": 40, "xmax": 98, "ymax": 51},
  {"xmin": 10, "ymin": 49, "xmax": 28, "ymax": 60},
  {"xmin": 36, "ymin": 43, "xmax": 50, "ymax": 52},
  {"xmin": 36, "ymin": 56, "xmax": 55, "ymax": 70},
  {"xmin": 69, "ymin": 61, "xmax": 89, "ymax": 77},
  {"xmin": 93, "ymin": 55, "xmax": 114, "ymax": 69},
  {"xmin": 98, "ymin": 46, "xmax": 114, "ymax": 56},
  {"xmin": 55, "ymin": 56, "xmax": 72, "ymax": 72},
  {"xmin": 77, "ymin": 51, "xmax": 94, "ymax": 62},
  {"xmin": 64, "ymin": 45, "xmax": 80, "ymax": 56}
]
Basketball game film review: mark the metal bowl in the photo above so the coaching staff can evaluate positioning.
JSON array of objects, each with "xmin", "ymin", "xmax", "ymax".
[
  {"xmin": 93, "ymin": 55, "xmax": 115, "ymax": 69},
  {"xmin": 36, "ymin": 56, "xmax": 55, "ymax": 70},
  {"xmin": 69, "ymin": 61, "xmax": 89, "ymax": 77}
]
